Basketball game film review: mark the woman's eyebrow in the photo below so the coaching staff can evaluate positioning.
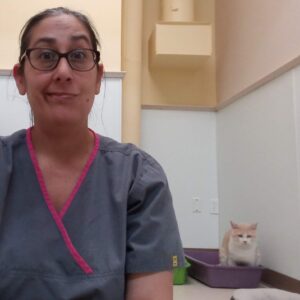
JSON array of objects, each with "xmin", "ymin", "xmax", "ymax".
[
  {"xmin": 31, "ymin": 35, "xmax": 91, "ymax": 48},
  {"xmin": 32, "ymin": 37, "xmax": 56, "ymax": 47},
  {"xmin": 70, "ymin": 34, "xmax": 91, "ymax": 44}
]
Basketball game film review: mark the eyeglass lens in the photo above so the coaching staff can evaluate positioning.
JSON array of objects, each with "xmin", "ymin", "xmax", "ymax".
[{"xmin": 28, "ymin": 48, "xmax": 98, "ymax": 71}]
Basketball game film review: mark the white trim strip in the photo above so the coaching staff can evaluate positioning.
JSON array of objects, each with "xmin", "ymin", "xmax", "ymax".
[
  {"xmin": 0, "ymin": 70, "xmax": 12, "ymax": 76},
  {"xmin": 104, "ymin": 71, "xmax": 126, "ymax": 79},
  {"xmin": 0, "ymin": 69, "xmax": 126, "ymax": 79},
  {"xmin": 142, "ymin": 104, "xmax": 216, "ymax": 112}
]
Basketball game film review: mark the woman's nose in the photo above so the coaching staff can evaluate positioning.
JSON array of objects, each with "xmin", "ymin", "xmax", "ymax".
[{"xmin": 52, "ymin": 57, "xmax": 73, "ymax": 81}]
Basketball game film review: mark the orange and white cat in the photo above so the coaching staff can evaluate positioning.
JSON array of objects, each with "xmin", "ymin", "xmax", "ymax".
[{"xmin": 219, "ymin": 221, "xmax": 261, "ymax": 267}]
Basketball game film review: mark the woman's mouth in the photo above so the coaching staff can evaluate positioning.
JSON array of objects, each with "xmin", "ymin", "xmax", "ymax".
[{"xmin": 46, "ymin": 93, "xmax": 77, "ymax": 102}]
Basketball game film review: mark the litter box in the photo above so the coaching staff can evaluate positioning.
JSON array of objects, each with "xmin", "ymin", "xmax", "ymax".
[{"xmin": 185, "ymin": 248, "xmax": 263, "ymax": 288}]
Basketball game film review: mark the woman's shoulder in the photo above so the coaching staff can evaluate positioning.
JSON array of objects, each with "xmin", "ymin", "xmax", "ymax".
[
  {"xmin": 0, "ymin": 129, "xmax": 27, "ymax": 149},
  {"xmin": 99, "ymin": 135, "xmax": 137, "ymax": 155},
  {"xmin": 98, "ymin": 135, "xmax": 160, "ymax": 167},
  {"xmin": 0, "ymin": 130, "xmax": 26, "ymax": 174},
  {"xmin": 98, "ymin": 135, "xmax": 166, "ymax": 180}
]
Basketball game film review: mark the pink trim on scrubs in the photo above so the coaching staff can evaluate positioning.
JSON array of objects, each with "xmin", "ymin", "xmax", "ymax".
[{"xmin": 26, "ymin": 127, "xmax": 100, "ymax": 275}]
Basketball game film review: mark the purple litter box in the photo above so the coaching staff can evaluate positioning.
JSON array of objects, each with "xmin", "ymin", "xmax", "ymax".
[{"xmin": 185, "ymin": 248, "xmax": 263, "ymax": 288}]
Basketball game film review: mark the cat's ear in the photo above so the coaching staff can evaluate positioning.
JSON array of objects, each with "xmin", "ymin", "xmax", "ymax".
[
  {"xmin": 250, "ymin": 223, "xmax": 258, "ymax": 230},
  {"xmin": 230, "ymin": 221, "xmax": 239, "ymax": 229}
]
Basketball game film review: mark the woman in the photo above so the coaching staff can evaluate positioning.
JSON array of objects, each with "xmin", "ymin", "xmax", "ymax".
[{"xmin": 0, "ymin": 7, "xmax": 184, "ymax": 300}]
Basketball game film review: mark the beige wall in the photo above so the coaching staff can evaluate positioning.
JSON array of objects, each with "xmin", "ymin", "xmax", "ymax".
[
  {"xmin": 216, "ymin": 0, "xmax": 300, "ymax": 106},
  {"xmin": 142, "ymin": 0, "xmax": 216, "ymax": 108},
  {"xmin": 0, "ymin": 0, "xmax": 121, "ymax": 71}
]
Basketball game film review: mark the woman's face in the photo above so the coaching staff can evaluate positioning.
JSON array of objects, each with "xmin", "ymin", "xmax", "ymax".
[{"xmin": 14, "ymin": 14, "xmax": 103, "ymax": 128}]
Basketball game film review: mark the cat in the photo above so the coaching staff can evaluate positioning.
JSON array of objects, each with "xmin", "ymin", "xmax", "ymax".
[{"xmin": 219, "ymin": 221, "xmax": 261, "ymax": 267}]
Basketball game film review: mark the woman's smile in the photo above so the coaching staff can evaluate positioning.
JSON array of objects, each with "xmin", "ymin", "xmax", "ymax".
[{"xmin": 46, "ymin": 92, "xmax": 78, "ymax": 102}]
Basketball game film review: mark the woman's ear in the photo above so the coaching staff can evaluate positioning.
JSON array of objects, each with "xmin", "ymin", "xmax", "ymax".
[
  {"xmin": 13, "ymin": 64, "xmax": 27, "ymax": 95},
  {"xmin": 95, "ymin": 64, "xmax": 104, "ymax": 95}
]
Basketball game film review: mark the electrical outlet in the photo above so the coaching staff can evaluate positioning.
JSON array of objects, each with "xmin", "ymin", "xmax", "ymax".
[
  {"xmin": 210, "ymin": 198, "xmax": 219, "ymax": 215},
  {"xmin": 192, "ymin": 197, "xmax": 201, "ymax": 214}
]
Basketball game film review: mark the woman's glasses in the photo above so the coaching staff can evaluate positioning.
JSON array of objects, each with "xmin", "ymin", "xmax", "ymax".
[{"xmin": 21, "ymin": 48, "xmax": 100, "ymax": 71}]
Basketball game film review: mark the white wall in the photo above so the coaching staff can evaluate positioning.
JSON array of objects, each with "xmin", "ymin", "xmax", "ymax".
[
  {"xmin": 0, "ymin": 73, "xmax": 122, "ymax": 141},
  {"xmin": 217, "ymin": 64, "xmax": 300, "ymax": 280},
  {"xmin": 141, "ymin": 64, "xmax": 300, "ymax": 280},
  {"xmin": 141, "ymin": 109, "xmax": 219, "ymax": 248}
]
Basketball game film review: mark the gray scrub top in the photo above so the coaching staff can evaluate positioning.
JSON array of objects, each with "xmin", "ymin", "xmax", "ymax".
[{"xmin": 0, "ymin": 129, "xmax": 184, "ymax": 300}]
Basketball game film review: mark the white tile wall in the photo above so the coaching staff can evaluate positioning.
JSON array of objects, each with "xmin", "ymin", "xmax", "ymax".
[
  {"xmin": 0, "ymin": 74, "xmax": 122, "ymax": 141},
  {"xmin": 141, "ymin": 109, "xmax": 219, "ymax": 248},
  {"xmin": 217, "ymin": 65, "xmax": 300, "ymax": 280},
  {"xmin": 141, "ymin": 64, "xmax": 300, "ymax": 280}
]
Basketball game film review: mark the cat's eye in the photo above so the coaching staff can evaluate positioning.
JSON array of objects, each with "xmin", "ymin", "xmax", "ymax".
[
  {"xmin": 247, "ymin": 235, "xmax": 252, "ymax": 238},
  {"xmin": 238, "ymin": 234, "xmax": 243, "ymax": 238}
]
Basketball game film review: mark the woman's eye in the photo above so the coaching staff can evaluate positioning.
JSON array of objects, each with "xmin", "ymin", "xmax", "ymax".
[
  {"xmin": 70, "ymin": 50, "xmax": 86, "ymax": 60},
  {"xmin": 39, "ymin": 51, "xmax": 56, "ymax": 60}
]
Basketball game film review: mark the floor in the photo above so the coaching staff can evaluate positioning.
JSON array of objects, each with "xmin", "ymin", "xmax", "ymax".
[{"xmin": 174, "ymin": 277, "xmax": 234, "ymax": 300}]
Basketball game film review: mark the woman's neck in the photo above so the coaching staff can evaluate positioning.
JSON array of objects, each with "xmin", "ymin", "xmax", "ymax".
[{"xmin": 30, "ymin": 124, "xmax": 94, "ymax": 161}]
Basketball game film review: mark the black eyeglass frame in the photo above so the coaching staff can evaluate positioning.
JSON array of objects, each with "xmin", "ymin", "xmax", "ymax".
[{"xmin": 20, "ymin": 48, "xmax": 101, "ymax": 72}]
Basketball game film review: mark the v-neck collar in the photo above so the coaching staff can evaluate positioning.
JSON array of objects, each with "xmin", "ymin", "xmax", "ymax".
[{"xmin": 25, "ymin": 127, "xmax": 100, "ymax": 274}]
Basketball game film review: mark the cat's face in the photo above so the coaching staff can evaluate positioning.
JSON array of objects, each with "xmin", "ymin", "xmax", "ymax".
[{"xmin": 230, "ymin": 221, "xmax": 257, "ymax": 247}]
